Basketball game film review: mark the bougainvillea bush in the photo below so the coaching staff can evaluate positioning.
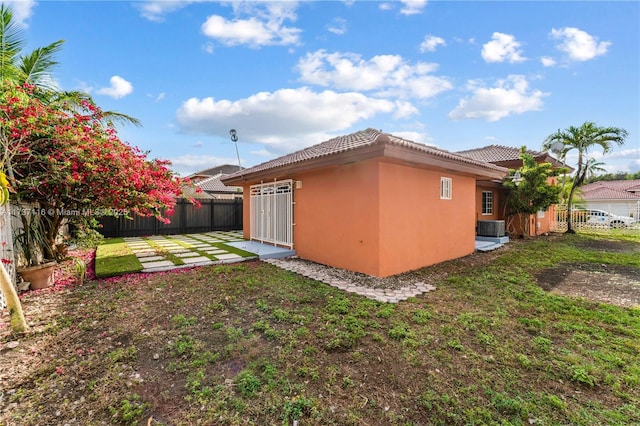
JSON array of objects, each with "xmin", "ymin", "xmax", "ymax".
[{"xmin": 0, "ymin": 82, "xmax": 195, "ymax": 260}]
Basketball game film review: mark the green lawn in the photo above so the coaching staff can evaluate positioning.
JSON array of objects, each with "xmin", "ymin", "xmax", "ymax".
[
  {"xmin": 94, "ymin": 238, "xmax": 143, "ymax": 277},
  {"xmin": 95, "ymin": 235, "xmax": 257, "ymax": 278},
  {"xmin": 2, "ymin": 233, "xmax": 639, "ymax": 425}
]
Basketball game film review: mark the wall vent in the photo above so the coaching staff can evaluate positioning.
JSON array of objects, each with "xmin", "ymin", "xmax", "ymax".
[{"xmin": 477, "ymin": 220, "xmax": 505, "ymax": 237}]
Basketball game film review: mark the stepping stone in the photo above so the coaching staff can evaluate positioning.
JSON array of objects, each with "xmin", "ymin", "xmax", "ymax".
[
  {"xmin": 133, "ymin": 250, "xmax": 157, "ymax": 256},
  {"xmin": 136, "ymin": 255, "xmax": 165, "ymax": 261},
  {"xmin": 140, "ymin": 260, "xmax": 175, "ymax": 268},
  {"xmin": 214, "ymin": 253, "xmax": 243, "ymax": 260},
  {"xmin": 174, "ymin": 252, "xmax": 201, "ymax": 258},
  {"xmin": 181, "ymin": 256, "xmax": 212, "ymax": 264},
  {"xmin": 205, "ymin": 249, "xmax": 228, "ymax": 255}
]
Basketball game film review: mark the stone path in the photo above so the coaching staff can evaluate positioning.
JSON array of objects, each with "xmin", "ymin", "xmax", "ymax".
[
  {"xmin": 124, "ymin": 231, "xmax": 255, "ymax": 272},
  {"xmin": 263, "ymin": 258, "xmax": 436, "ymax": 304}
]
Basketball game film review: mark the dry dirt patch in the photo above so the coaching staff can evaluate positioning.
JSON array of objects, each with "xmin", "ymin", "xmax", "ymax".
[
  {"xmin": 536, "ymin": 263, "xmax": 640, "ymax": 308},
  {"xmin": 535, "ymin": 235, "xmax": 640, "ymax": 308}
]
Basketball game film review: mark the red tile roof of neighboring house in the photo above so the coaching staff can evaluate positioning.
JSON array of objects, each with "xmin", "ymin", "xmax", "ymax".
[
  {"xmin": 456, "ymin": 144, "xmax": 566, "ymax": 169},
  {"xmin": 581, "ymin": 179, "xmax": 640, "ymax": 200},
  {"xmin": 197, "ymin": 174, "xmax": 242, "ymax": 194},
  {"xmin": 187, "ymin": 164, "xmax": 243, "ymax": 182},
  {"xmin": 222, "ymin": 128, "xmax": 508, "ymax": 184}
]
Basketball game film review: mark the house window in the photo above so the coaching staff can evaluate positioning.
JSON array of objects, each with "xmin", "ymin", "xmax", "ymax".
[
  {"xmin": 482, "ymin": 191, "xmax": 493, "ymax": 215},
  {"xmin": 537, "ymin": 210, "xmax": 545, "ymax": 218},
  {"xmin": 440, "ymin": 177, "xmax": 452, "ymax": 200}
]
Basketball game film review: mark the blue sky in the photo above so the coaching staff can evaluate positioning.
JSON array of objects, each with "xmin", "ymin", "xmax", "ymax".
[{"xmin": 7, "ymin": 0, "xmax": 640, "ymax": 176}]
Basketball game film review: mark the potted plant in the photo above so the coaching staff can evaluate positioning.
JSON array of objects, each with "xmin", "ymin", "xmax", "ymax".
[{"xmin": 13, "ymin": 208, "xmax": 57, "ymax": 290}]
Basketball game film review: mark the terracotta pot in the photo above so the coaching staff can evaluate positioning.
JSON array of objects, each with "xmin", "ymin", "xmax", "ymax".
[{"xmin": 17, "ymin": 261, "xmax": 57, "ymax": 290}]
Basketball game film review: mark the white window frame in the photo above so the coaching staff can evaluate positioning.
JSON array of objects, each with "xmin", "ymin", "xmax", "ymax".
[
  {"xmin": 537, "ymin": 210, "xmax": 545, "ymax": 218},
  {"xmin": 482, "ymin": 191, "xmax": 493, "ymax": 215},
  {"xmin": 440, "ymin": 177, "xmax": 452, "ymax": 200}
]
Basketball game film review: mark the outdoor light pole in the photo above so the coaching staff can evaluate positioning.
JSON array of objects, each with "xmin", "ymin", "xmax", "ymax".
[{"xmin": 229, "ymin": 129, "xmax": 242, "ymax": 171}]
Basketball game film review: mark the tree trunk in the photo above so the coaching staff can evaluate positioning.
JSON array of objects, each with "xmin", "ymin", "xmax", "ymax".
[
  {"xmin": 565, "ymin": 183, "xmax": 577, "ymax": 234},
  {"xmin": 0, "ymin": 263, "xmax": 28, "ymax": 333}
]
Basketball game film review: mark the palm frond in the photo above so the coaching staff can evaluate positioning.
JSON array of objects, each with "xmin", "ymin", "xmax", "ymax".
[
  {"xmin": 17, "ymin": 39, "xmax": 64, "ymax": 89},
  {"xmin": 0, "ymin": 4, "xmax": 25, "ymax": 82}
]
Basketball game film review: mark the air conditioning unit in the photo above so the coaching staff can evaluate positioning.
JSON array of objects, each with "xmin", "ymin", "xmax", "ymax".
[{"xmin": 477, "ymin": 220, "xmax": 505, "ymax": 237}]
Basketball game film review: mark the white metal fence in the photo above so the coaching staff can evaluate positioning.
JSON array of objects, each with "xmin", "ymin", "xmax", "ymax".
[
  {"xmin": 552, "ymin": 207, "xmax": 640, "ymax": 234},
  {"xmin": 0, "ymin": 203, "xmax": 17, "ymax": 309}
]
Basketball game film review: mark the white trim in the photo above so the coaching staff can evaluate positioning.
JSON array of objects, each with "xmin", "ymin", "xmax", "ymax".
[
  {"xmin": 482, "ymin": 190, "xmax": 493, "ymax": 215},
  {"xmin": 249, "ymin": 180, "xmax": 294, "ymax": 248},
  {"xmin": 440, "ymin": 177, "xmax": 452, "ymax": 200}
]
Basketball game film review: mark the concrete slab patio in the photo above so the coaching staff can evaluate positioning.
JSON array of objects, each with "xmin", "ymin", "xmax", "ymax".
[
  {"xmin": 123, "ymin": 231, "xmax": 295, "ymax": 273},
  {"xmin": 225, "ymin": 240, "xmax": 295, "ymax": 259}
]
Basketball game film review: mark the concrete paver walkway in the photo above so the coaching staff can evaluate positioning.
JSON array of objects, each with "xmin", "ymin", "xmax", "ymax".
[
  {"xmin": 124, "ymin": 231, "xmax": 254, "ymax": 273},
  {"xmin": 263, "ymin": 258, "xmax": 436, "ymax": 304}
]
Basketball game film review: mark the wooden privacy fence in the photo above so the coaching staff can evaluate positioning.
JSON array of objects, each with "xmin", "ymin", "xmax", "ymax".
[{"xmin": 98, "ymin": 199, "xmax": 243, "ymax": 238}]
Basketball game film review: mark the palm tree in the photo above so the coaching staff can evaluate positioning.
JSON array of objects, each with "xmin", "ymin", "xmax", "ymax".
[
  {"xmin": 0, "ymin": 4, "xmax": 141, "ymax": 127},
  {"xmin": 0, "ymin": 4, "xmax": 63, "ymax": 89},
  {"xmin": 543, "ymin": 122, "xmax": 628, "ymax": 233}
]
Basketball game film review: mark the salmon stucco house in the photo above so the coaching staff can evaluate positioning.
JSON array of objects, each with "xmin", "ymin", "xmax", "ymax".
[
  {"xmin": 457, "ymin": 145, "xmax": 567, "ymax": 237},
  {"xmin": 222, "ymin": 128, "xmax": 508, "ymax": 277}
]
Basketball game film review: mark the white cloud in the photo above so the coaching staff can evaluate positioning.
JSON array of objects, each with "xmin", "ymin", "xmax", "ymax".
[
  {"xmin": 202, "ymin": 42, "xmax": 215, "ymax": 54},
  {"xmin": 137, "ymin": 0, "xmax": 194, "ymax": 22},
  {"xmin": 420, "ymin": 35, "xmax": 446, "ymax": 53},
  {"xmin": 327, "ymin": 17, "xmax": 347, "ymax": 35},
  {"xmin": 296, "ymin": 50, "xmax": 452, "ymax": 99},
  {"xmin": 392, "ymin": 131, "xmax": 435, "ymax": 146},
  {"xmin": 176, "ymin": 87, "xmax": 398, "ymax": 153},
  {"xmin": 3, "ymin": 0, "xmax": 36, "ymax": 26},
  {"xmin": 540, "ymin": 56, "xmax": 556, "ymax": 67},
  {"xmin": 400, "ymin": 0, "xmax": 427, "ymax": 15},
  {"xmin": 96, "ymin": 76, "xmax": 133, "ymax": 99},
  {"xmin": 481, "ymin": 32, "xmax": 527, "ymax": 63},
  {"xmin": 601, "ymin": 148, "xmax": 640, "ymax": 160},
  {"xmin": 550, "ymin": 27, "xmax": 611, "ymax": 61},
  {"xmin": 201, "ymin": 2, "xmax": 301, "ymax": 47},
  {"xmin": 249, "ymin": 148, "xmax": 274, "ymax": 157},
  {"xmin": 169, "ymin": 154, "xmax": 239, "ymax": 176},
  {"xmin": 379, "ymin": 3, "xmax": 394, "ymax": 12},
  {"xmin": 449, "ymin": 75, "xmax": 549, "ymax": 122}
]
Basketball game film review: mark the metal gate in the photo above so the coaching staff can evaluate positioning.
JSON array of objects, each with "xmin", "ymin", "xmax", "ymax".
[{"xmin": 250, "ymin": 180, "xmax": 293, "ymax": 248}]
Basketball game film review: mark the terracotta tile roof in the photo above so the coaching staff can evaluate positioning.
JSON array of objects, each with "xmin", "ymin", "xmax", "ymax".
[
  {"xmin": 456, "ymin": 144, "xmax": 562, "ymax": 166},
  {"xmin": 187, "ymin": 164, "xmax": 243, "ymax": 178},
  {"xmin": 581, "ymin": 179, "xmax": 640, "ymax": 200},
  {"xmin": 223, "ymin": 128, "xmax": 507, "ymax": 182},
  {"xmin": 196, "ymin": 174, "xmax": 242, "ymax": 193}
]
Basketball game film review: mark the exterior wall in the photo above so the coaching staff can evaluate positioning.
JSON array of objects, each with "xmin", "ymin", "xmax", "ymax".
[
  {"xmin": 377, "ymin": 161, "xmax": 477, "ymax": 277},
  {"xmin": 241, "ymin": 159, "xmax": 483, "ymax": 277},
  {"xmin": 292, "ymin": 160, "xmax": 381, "ymax": 275},
  {"xmin": 474, "ymin": 185, "xmax": 501, "ymax": 221}
]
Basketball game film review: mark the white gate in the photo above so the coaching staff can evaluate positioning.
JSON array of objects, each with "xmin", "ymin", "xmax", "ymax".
[{"xmin": 250, "ymin": 180, "xmax": 293, "ymax": 248}]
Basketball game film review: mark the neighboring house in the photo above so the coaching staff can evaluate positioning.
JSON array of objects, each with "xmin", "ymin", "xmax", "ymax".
[
  {"xmin": 580, "ymin": 179, "xmax": 640, "ymax": 219},
  {"xmin": 188, "ymin": 164, "xmax": 243, "ymax": 183},
  {"xmin": 457, "ymin": 145, "xmax": 567, "ymax": 237},
  {"xmin": 222, "ymin": 128, "xmax": 507, "ymax": 277},
  {"xmin": 187, "ymin": 165, "xmax": 244, "ymax": 199}
]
